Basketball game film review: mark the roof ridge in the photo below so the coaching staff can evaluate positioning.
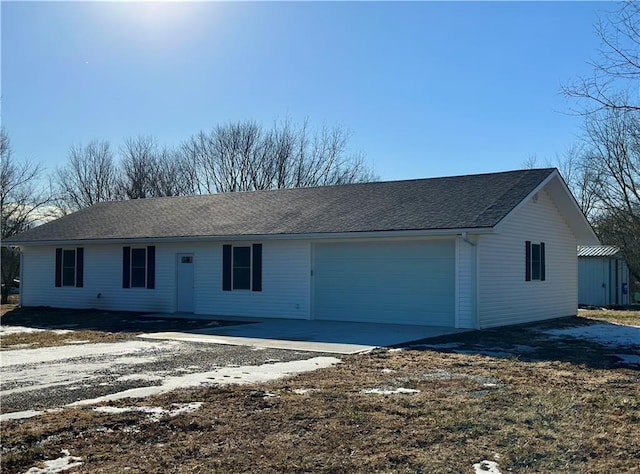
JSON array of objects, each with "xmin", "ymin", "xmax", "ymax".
[{"xmin": 77, "ymin": 168, "xmax": 554, "ymax": 203}]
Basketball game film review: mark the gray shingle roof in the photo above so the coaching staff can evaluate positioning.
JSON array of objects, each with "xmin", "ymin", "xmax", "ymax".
[{"xmin": 5, "ymin": 168, "xmax": 555, "ymax": 244}]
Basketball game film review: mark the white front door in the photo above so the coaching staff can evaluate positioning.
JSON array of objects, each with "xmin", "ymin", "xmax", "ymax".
[{"xmin": 176, "ymin": 253, "xmax": 195, "ymax": 312}]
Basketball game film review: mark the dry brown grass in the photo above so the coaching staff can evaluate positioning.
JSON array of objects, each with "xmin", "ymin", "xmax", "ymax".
[
  {"xmin": 2, "ymin": 348, "xmax": 638, "ymax": 473},
  {"xmin": 2, "ymin": 308, "xmax": 638, "ymax": 473},
  {"xmin": 0, "ymin": 329, "xmax": 132, "ymax": 350},
  {"xmin": 1, "ymin": 295, "xmax": 19, "ymax": 316},
  {"xmin": 0, "ymin": 305, "xmax": 227, "ymax": 350},
  {"xmin": 579, "ymin": 308, "xmax": 640, "ymax": 326}
]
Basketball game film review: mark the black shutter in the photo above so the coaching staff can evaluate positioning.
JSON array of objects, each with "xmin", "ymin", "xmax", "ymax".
[
  {"xmin": 252, "ymin": 243, "xmax": 262, "ymax": 292},
  {"xmin": 146, "ymin": 246, "xmax": 156, "ymax": 289},
  {"xmin": 55, "ymin": 248, "xmax": 62, "ymax": 287},
  {"xmin": 76, "ymin": 248, "xmax": 84, "ymax": 288},
  {"xmin": 525, "ymin": 241, "xmax": 531, "ymax": 281},
  {"xmin": 540, "ymin": 242, "xmax": 546, "ymax": 281},
  {"xmin": 122, "ymin": 247, "xmax": 131, "ymax": 288},
  {"xmin": 222, "ymin": 245, "xmax": 232, "ymax": 291}
]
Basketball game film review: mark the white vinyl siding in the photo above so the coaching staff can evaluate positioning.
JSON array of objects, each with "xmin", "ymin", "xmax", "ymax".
[
  {"xmin": 456, "ymin": 236, "xmax": 477, "ymax": 329},
  {"xmin": 21, "ymin": 241, "xmax": 311, "ymax": 318},
  {"xmin": 197, "ymin": 241, "xmax": 311, "ymax": 319},
  {"xmin": 22, "ymin": 244, "xmax": 173, "ymax": 312},
  {"xmin": 477, "ymin": 189, "xmax": 578, "ymax": 328},
  {"xmin": 312, "ymin": 239, "xmax": 456, "ymax": 326}
]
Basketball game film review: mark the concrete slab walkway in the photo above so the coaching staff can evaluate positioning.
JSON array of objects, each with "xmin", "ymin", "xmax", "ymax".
[{"xmin": 138, "ymin": 318, "xmax": 467, "ymax": 355}]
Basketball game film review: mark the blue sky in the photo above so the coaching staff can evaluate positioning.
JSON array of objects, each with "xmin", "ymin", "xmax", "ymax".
[{"xmin": 2, "ymin": 1, "xmax": 609, "ymax": 181}]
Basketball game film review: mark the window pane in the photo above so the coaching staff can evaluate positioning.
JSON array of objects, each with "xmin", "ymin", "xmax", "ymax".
[
  {"xmin": 62, "ymin": 250, "xmax": 76, "ymax": 286},
  {"xmin": 232, "ymin": 246, "xmax": 251, "ymax": 290},
  {"xmin": 233, "ymin": 268, "xmax": 251, "ymax": 290},
  {"xmin": 233, "ymin": 247, "xmax": 251, "ymax": 267},
  {"xmin": 131, "ymin": 267, "xmax": 146, "ymax": 288},
  {"xmin": 63, "ymin": 249, "xmax": 76, "ymax": 267},
  {"xmin": 131, "ymin": 248, "xmax": 146, "ymax": 267},
  {"xmin": 131, "ymin": 248, "xmax": 146, "ymax": 287},
  {"xmin": 62, "ymin": 267, "xmax": 75, "ymax": 287},
  {"xmin": 532, "ymin": 244, "xmax": 541, "ymax": 280}
]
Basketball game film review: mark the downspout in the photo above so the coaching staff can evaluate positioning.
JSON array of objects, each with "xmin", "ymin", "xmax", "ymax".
[
  {"xmin": 459, "ymin": 232, "xmax": 478, "ymax": 329},
  {"xmin": 19, "ymin": 249, "xmax": 23, "ymax": 307},
  {"xmin": 615, "ymin": 259, "xmax": 619, "ymax": 305},
  {"xmin": 461, "ymin": 232, "xmax": 476, "ymax": 247}
]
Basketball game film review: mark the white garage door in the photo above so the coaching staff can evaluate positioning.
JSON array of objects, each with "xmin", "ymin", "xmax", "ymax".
[{"xmin": 313, "ymin": 240, "xmax": 455, "ymax": 326}]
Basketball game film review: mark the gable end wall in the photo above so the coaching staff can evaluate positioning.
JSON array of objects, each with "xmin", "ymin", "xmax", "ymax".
[{"xmin": 478, "ymin": 188, "xmax": 578, "ymax": 328}]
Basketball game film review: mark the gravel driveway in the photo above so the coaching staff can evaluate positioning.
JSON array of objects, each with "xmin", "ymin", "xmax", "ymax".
[{"xmin": 1, "ymin": 336, "xmax": 329, "ymax": 414}]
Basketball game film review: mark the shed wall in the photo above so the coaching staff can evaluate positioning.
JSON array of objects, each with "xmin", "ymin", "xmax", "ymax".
[{"xmin": 578, "ymin": 257, "xmax": 630, "ymax": 306}]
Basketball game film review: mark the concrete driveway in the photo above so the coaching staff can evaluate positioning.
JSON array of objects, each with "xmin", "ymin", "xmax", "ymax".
[{"xmin": 139, "ymin": 318, "xmax": 467, "ymax": 354}]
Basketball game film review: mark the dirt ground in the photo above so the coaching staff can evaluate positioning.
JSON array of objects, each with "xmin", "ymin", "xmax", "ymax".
[{"xmin": 1, "ymin": 306, "xmax": 638, "ymax": 473}]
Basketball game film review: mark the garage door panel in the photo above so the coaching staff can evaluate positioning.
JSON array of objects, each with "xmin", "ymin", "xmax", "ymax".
[{"xmin": 313, "ymin": 240, "xmax": 455, "ymax": 326}]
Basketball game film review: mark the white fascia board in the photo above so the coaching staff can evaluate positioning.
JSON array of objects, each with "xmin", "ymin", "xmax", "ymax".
[
  {"xmin": 493, "ymin": 170, "xmax": 600, "ymax": 245},
  {"xmin": 6, "ymin": 227, "xmax": 494, "ymax": 248}
]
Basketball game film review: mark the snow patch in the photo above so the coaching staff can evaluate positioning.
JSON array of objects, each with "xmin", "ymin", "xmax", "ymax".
[
  {"xmin": 1, "ymin": 408, "xmax": 63, "ymax": 422},
  {"xmin": 68, "ymin": 357, "xmax": 341, "ymax": 406},
  {"xmin": 473, "ymin": 460, "xmax": 502, "ymax": 474},
  {"xmin": 0, "ymin": 326, "xmax": 74, "ymax": 336},
  {"xmin": 1, "ymin": 339, "xmax": 180, "ymax": 366},
  {"xmin": 0, "ymin": 325, "xmax": 45, "ymax": 335},
  {"xmin": 1, "ymin": 340, "xmax": 181, "ymax": 399},
  {"xmin": 292, "ymin": 388, "xmax": 316, "ymax": 395},
  {"xmin": 93, "ymin": 402, "xmax": 202, "ymax": 420},
  {"xmin": 543, "ymin": 323, "xmax": 640, "ymax": 348},
  {"xmin": 1, "ymin": 410, "xmax": 44, "ymax": 421},
  {"xmin": 64, "ymin": 340, "xmax": 90, "ymax": 345},
  {"xmin": 361, "ymin": 387, "xmax": 419, "ymax": 395},
  {"xmin": 24, "ymin": 449, "xmax": 82, "ymax": 473},
  {"xmin": 116, "ymin": 373, "xmax": 164, "ymax": 382}
]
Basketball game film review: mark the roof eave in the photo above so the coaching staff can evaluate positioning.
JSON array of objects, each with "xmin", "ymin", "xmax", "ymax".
[{"xmin": 3, "ymin": 227, "xmax": 495, "ymax": 247}]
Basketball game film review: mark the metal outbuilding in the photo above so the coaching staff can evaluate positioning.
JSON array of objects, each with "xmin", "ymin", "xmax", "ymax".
[{"xmin": 578, "ymin": 245, "xmax": 631, "ymax": 306}]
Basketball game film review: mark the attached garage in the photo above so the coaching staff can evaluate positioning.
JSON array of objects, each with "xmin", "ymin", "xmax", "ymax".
[{"xmin": 312, "ymin": 239, "xmax": 456, "ymax": 326}]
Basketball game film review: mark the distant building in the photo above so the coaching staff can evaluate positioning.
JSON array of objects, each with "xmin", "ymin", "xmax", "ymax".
[{"xmin": 578, "ymin": 246, "xmax": 631, "ymax": 306}]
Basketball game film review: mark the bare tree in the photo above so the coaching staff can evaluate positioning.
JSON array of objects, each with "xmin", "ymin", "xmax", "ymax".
[
  {"xmin": 555, "ymin": 144, "xmax": 601, "ymax": 218},
  {"xmin": 180, "ymin": 119, "xmax": 375, "ymax": 193},
  {"xmin": 118, "ymin": 135, "xmax": 159, "ymax": 199},
  {"xmin": 1, "ymin": 129, "xmax": 52, "ymax": 304},
  {"xmin": 562, "ymin": 1, "xmax": 640, "ymax": 284},
  {"xmin": 563, "ymin": 1, "xmax": 640, "ymax": 113},
  {"xmin": 579, "ymin": 108, "xmax": 640, "ymax": 279},
  {"xmin": 54, "ymin": 140, "xmax": 119, "ymax": 213},
  {"xmin": 153, "ymin": 146, "xmax": 195, "ymax": 197}
]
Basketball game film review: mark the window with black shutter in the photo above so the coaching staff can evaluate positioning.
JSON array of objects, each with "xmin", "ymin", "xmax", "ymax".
[
  {"xmin": 222, "ymin": 244, "xmax": 262, "ymax": 292},
  {"xmin": 55, "ymin": 247, "xmax": 84, "ymax": 288},
  {"xmin": 123, "ymin": 246, "xmax": 156, "ymax": 289},
  {"xmin": 525, "ymin": 241, "xmax": 546, "ymax": 282}
]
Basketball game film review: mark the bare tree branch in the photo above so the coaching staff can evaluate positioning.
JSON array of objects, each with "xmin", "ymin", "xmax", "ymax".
[
  {"xmin": 1, "ymin": 129, "xmax": 53, "ymax": 303},
  {"xmin": 563, "ymin": 1, "xmax": 640, "ymax": 114}
]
